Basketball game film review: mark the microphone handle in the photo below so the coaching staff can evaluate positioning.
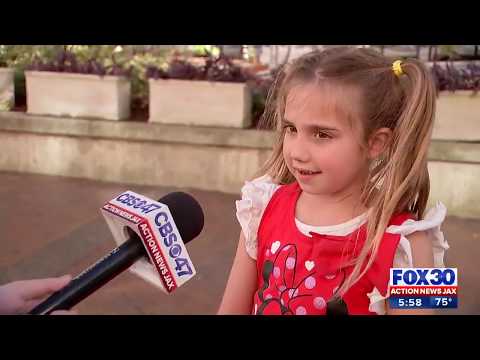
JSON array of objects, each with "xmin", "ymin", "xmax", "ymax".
[{"xmin": 29, "ymin": 236, "xmax": 146, "ymax": 315}]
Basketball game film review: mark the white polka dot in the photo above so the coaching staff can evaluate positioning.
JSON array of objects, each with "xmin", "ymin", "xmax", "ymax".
[
  {"xmin": 283, "ymin": 245, "xmax": 291, "ymax": 251},
  {"xmin": 273, "ymin": 266, "xmax": 280, "ymax": 278},
  {"xmin": 305, "ymin": 276, "xmax": 316, "ymax": 289},
  {"xmin": 265, "ymin": 294, "xmax": 272, "ymax": 300},
  {"xmin": 296, "ymin": 306, "xmax": 307, "ymax": 315},
  {"xmin": 279, "ymin": 285, "xmax": 287, "ymax": 292},
  {"xmin": 313, "ymin": 297, "xmax": 326, "ymax": 310},
  {"xmin": 286, "ymin": 257, "xmax": 296, "ymax": 269},
  {"xmin": 288, "ymin": 288, "xmax": 299, "ymax": 298},
  {"xmin": 271, "ymin": 241, "xmax": 281, "ymax": 254},
  {"xmin": 325, "ymin": 273, "xmax": 336, "ymax": 280}
]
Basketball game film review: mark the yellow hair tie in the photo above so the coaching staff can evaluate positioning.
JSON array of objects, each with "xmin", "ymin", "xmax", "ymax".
[{"xmin": 392, "ymin": 60, "xmax": 404, "ymax": 77}]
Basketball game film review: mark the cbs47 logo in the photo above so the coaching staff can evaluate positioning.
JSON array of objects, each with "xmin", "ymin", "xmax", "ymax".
[{"xmin": 390, "ymin": 268, "xmax": 457, "ymax": 286}]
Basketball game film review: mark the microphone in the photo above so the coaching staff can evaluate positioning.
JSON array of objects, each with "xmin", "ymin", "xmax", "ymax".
[{"xmin": 29, "ymin": 191, "xmax": 204, "ymax": 315}]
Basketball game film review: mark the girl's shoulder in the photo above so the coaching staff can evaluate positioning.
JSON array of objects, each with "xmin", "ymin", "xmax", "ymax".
[
  {"xmin": 235, "ymin": 175, "xmax": 283, "ymax": 260},
  {"xmin": 240, "ymin": 174, "xmax": 283, "ymax": 203},
  {"xmin": 368, "ymin": 202, "xmax": 450, "ymax": 314},
  {"xmin": 387, "ymin": 202, "xmax": 447, "ymax": 237},
  {"xmin": 386, "ymin": 201, "xmax": 449, "ymax": 268}
]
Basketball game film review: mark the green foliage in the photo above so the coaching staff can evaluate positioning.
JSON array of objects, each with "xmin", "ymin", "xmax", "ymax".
[
  {"xmin": 0, "ymin": 45, "xmax": 65, "ymax": 68},
  {"xmin": 124, "ymin": 51, "xmax": 169, "ymax": 108}
]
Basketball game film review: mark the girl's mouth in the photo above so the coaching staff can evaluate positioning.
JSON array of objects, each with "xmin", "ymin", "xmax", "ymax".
[{"xmin": 294, "ymin": 168, "xmax": 322, "ymax": 177}]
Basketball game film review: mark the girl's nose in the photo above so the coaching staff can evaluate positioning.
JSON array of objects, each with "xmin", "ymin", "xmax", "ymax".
[{"xmin": 289, "ymin": 136, "xmax": 310, "ymax": 163}]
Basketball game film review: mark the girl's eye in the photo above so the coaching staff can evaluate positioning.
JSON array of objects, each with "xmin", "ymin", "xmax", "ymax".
[
  {"xmin": 284, "ymin": 125, "xmax": 297, "ymax": 133},
  {"xmin": 314, "ymin": 131, "xmax": 331, "ymax": 139}
]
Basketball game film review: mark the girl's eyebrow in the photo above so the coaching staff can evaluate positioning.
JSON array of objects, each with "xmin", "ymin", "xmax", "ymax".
[{"xmin": 283, "ymin": 118, "xmax": 340, "ymax": 132}]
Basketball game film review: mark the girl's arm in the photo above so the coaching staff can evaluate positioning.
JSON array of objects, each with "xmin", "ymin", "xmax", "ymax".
[
  {"xmin": 386, "ymin": 230, "xmax": 435, "ymax": 315},
  {"xmin": 217, "ymin": 232, "xmax": 258, "ymax": 314}
]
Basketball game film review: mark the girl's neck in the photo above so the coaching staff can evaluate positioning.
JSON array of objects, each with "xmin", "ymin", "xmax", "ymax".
[{"xmin": 295, "ymin": 183, "xmax": 368, "ymax": 227}]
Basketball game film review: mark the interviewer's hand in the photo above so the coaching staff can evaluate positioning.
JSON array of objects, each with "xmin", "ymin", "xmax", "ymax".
[{"xmin": 0, "ymin": 275, "xmax": 78, "ymax": 315}]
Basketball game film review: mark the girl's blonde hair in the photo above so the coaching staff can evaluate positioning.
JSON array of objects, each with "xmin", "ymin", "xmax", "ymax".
[{"xmin": 258, "ymin": 46, "xmax": 436, "ymax": 298}]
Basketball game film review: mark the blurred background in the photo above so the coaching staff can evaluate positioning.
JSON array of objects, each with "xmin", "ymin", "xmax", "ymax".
[{"xmin": 0, "ymin": 45, "xmax": 478, "ymax": 314}]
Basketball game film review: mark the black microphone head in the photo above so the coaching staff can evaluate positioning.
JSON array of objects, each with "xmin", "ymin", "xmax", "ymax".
[{"xmin": 158, "ymin": 192, "xmax": 204, "ymax": 244}]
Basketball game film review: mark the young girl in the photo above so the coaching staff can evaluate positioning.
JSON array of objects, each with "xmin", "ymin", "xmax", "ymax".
[{"xmin": 218, "ymin": 47, "xmax": 450, "ymax": 315}]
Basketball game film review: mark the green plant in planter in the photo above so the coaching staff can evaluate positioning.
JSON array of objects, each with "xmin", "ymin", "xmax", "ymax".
[
  {"xmin": 123, "ymin": 50, "xmax": 170, "ymax": 111},
  {"xmin": 430, "ymin": 62, "xmax": 480, "ymax": 94},
  {"xmin": 0, "ymin": 45, "xmax": 16, "ymax": 111},
  {"xmin": 0, "ymin": 97, "xmax": 13, "ymax": 111},
  {"xmin": 145, "ymin": 51, "xmax": 254, "ymax": 82},
  {"xmin": 0, "ymin": 45, "xmax": 11, "ymax": 67},
  {"xmin": 188, "ymin": 45, "xmax": 221, "ymax": 58},
  {"xmin": 434, "ymin": 45, "xmax": 480, "ymax": 61},
  {"xmin": 3, "ymin": 45, "xmax": 65, "ymax": 69},
  {"xmin": 26, "ymin": 46, "xmax": 132, "ymax": 76}
]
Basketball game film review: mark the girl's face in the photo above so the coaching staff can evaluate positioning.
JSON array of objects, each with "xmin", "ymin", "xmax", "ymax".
[{"xmin": 282, "ymin": 82, "xmax": 370, "ymax": 198}]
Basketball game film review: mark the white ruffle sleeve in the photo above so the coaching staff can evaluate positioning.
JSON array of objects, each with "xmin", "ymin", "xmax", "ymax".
[
  {"xmin": 235, "ymin": 175, "xmax": 281, "ymax": 260},
  {"xmin": 367, "ymin": 202, "xmax": 450, "ymax": 315}
]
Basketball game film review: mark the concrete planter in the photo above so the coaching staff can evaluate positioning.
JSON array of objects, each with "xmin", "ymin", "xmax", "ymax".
[
  {"xmin": 0, "ymin": 68, "xmax": 15, "ymax": 111},
  {"xmin": 433, "ymin": 91, "xmax": 480, "ymax": 141},
  {"xmin": 149, "ymin": 79, "xmax": 252, "ymax": 128},
  {"xmin": 26, "ymin": 71, "xmax": 131, "ymax": 120}
]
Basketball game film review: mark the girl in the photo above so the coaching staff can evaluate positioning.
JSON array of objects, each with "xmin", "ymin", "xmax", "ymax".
[{"xmin": 218, "ymin": 47, "xmax": 449, "ymax": 315}]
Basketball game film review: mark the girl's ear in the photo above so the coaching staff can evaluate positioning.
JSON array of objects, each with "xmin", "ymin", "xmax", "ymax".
[{"xmin": 367, "ymin": 127, "xmax": 393, "ymax": 160}]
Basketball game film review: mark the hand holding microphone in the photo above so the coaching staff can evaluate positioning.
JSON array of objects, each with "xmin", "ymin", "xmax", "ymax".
[
  {"xmin": 28, "ymin": 191, "xmax": 204, "ymax": 315},
  {"xmin": 0, "ymin": 276, "xmax": 77, "ymax": 315}
]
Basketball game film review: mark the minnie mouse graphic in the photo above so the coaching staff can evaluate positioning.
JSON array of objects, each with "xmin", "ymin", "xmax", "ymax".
[{"xmin": 254, "ymin": 242, "xmax": 348, "ymax": 316}]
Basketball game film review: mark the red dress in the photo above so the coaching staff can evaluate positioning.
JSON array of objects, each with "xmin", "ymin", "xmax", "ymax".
[{"xmin": 252, "ymin": 182, "xmax": 415, "ymax": 315}]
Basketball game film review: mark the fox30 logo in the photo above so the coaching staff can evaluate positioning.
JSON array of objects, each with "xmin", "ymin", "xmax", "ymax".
[
  {"xmin": 388, "ymin": 268, "xmax": 458, "ymax": 309},
  {"xmin": 390, "ymin": 268, "xmax": 457, "ymax": 286}
]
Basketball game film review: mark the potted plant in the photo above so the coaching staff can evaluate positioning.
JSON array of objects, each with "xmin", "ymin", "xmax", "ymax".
[
  {"xmin": 146, "ymin": 54, "xmax": 254, "ymax": 128},
  {"xmin": 121, "ymin": 47, "xmax": 171, "ymax": 122},
  {"xmin": 429, "ymin": 61, "xmax": 480, "ymax": 139},
  {"xmin": 25, "ymin": 46, "xmax": 132, "ymax": 121},
  {"xmin": 0, "ymin": 46, "xmax": 15, "ymax": 111}
]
